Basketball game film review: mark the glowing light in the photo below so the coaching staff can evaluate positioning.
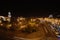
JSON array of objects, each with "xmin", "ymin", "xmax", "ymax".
[
  {"xmin": 20, "ymin": 25, "xmax": 26, "ymax": 29},
  {"xmin": 19, "ymin": 17, "xmax": 25, "ymax": 20},
  {"xmin": 0, "ymin": 20, "xmax": 2, "ymax": 23},
  {"xmin": 7, "ymin": 18, "xmax": 11, "ymax": 22},
  {"xmin": 0, "ymin": 16, "xmax": 6, "ymax": 21},
  {"xmin": 0, "ymin": 24, "xmax": 3, "ymax": 26},
  {"xmin": 37, "ymin": 18, "xmax": 44, "ymax": 21},
  {"xmin": 49, "ymin": 14, "xmax": 53, "ymax": 18},
  {"xmin": 8, "ymin": 12, "xmax": 11, "ymax": 18},
  {"xmin": 30, "ymin": 18, "xmax": 36, "ymax": 22},
  {"xmin": 52, "ymin": 22, "xmax": 55, "ymax": 24},
  {"xmin": 6, "ymin": 24, "xmax": 12, "ymax": 29},
  {"xmin": 19, "ymin": 22, "xmax": 22, "ymax": 24},
  {"xmin": 55, "ymin": 32, "xmax": 59, "ymax": 35},
  {"xmin": 28, "ymin": 21, "xmax": 36, "ymax": 27},
  {"xmin": 17, "ymin": 19, "xmax": 19, "ymax": 22},
  {"xmin": 54, "ymin": 19, "xmax": 58, "ymax": 24},
  {"xmin": 44, "ymin": 18, "xmax": 49, "ymax": 21}
]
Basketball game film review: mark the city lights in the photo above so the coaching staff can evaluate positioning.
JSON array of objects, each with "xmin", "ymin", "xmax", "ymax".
[
  {"xmin": 7, "ymin": 18, "xmax": 11, "ymax": 22},
  {"xmin": 0, "ymin": 12, "xmax": 60, "ymax": 40},
  {"xmin": 6, "ymin": 24, "xmax": 12, "ymax": 29},
  {"xmin": 0, "ymin": 24, "xmax": 3, "ymax": 26},
  {"xmin": 19, "ymin": 17, "xmax": 25, "ymax": 21},
  {"xmin": 30, "ymin": 18, "xmax": 36, "ymax": 22},
  {"xmin": 0, "ymin": 20, "xmax": 2, "ymax": 23},
  {"xmin": 0, "ymin": 16, "xmax": 6, "ymax": 21}
]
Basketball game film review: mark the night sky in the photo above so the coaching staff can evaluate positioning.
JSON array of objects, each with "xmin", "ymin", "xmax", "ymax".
[{"xmin": 0, "ymin": 1, "xmax": 60, "ymax": 17}]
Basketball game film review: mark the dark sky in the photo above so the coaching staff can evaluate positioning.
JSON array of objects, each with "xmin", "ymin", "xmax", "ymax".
[{"xmin": 0, "ymin": 1, "xmax": 60, "ymax": 17}]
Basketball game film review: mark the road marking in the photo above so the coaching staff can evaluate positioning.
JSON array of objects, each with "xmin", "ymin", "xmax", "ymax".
[
  {"xmin": 44, "ymin": 27, "xmax": 48, "ymax": 33},
  {"xmin": 13, "ymin": 36, "xmax": 43, "ymax": 40}
]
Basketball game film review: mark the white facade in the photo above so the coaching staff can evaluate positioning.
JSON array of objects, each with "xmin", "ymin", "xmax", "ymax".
[
  {"xmin": 8, "ymin": 12, "xmax": 11, "ymax": 18},
  {"xmin": 49, "ymin": 14, "xmax": 53, "ymax": 18}
]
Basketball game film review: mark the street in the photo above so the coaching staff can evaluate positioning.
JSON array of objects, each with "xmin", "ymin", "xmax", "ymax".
[{"xmin": 0, "ymin": 22, "xmax": 57, "ymax": 40}]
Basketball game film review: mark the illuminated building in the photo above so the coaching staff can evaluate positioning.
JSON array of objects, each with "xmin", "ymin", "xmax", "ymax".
[
  {"xmin": 7, "ymin": 12, "xmax": 11, "ymax": 22},
  {"xmin": 8, "ymin": 12, "xmax": 11, "ymax": 18},
  {"xmin": 0, "ymin": 16, "xmax": 6, "ymax": 21},
  {"xmin": 49, "ymin": 14, "xmax": 53, "ymax": 18}
]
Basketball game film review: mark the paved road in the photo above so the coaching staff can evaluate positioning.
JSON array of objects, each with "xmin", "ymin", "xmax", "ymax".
[
  {"xmin": 0, "ymin": 23, "xmax": 57, "ymax": 40},
  {"xmin": 12, "ymin": 23, "xmax": 57, "ymax": 40}
]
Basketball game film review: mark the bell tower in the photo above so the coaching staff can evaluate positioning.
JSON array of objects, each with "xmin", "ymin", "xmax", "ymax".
[
  {"xmin": 8, "ymin": 12, "xmax": 11, "ymax": 18},
  {"xmin": 7, "ymin": 12, "xmax": 11, "ymax": 22}
]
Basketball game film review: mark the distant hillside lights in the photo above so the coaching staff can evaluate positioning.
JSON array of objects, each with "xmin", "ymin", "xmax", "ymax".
[
  {"xmin": 0, "ymin": 12, "xmax": 11, "ymax": 22},
  {"xmin": 17, "ymin": 17, "xmax": 26, "ymax": 22},
  {"xmin": 0, "ymin": 20, "xmax": 2, "ymax": 23},
  {"xmin": 6, "ymin": 18, "xmax": 11, "ymax": 22},
  {"xmin": 0, "ymin": 12, "xmax": 60, "ymax": 25},
  {"xmin": 30, "ymin": 18, "xmax": 36, "ymax": 22},
  {"xmin": 0, "ymin": 13, "xmax": 60, "ymax": 30},
  {"xmin": 0, "ymin": 16, "xmax": 6, "ymax": 21}
]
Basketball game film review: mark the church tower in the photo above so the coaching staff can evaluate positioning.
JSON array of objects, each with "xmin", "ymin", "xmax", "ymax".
[
  {"xmin": 8, "ymin": 12, "xmax": 11, "ymax": 18},
  {"xmin": 7, "ymin": 12, "xmax": 11, "ymax": 22}
]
